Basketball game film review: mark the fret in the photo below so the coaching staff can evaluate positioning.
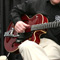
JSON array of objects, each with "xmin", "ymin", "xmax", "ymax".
[{"xmin": 31, "ymin": 21, "xmax": 60, "ymax": 31}]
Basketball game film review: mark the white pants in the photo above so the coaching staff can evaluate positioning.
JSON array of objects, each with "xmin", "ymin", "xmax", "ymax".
[{"xmin": 18, "ymin": 38, "xmax": 60, "ymax": 60}]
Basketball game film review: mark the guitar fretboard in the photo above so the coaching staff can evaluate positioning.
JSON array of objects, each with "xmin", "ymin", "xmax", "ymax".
[{"xmin": 31, "ymin": 21, "xmax": 60, "ymax": 31}]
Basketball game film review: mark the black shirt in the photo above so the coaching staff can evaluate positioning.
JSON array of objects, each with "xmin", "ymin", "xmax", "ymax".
[{"xmin": 10, "ymin": 0, "xmax": 60, "ymax": 45}]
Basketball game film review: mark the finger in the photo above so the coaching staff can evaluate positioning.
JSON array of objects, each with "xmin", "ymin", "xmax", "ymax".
[
  {"xmin": 23, "ymin": 23, "xmax": 30, "ymax": 27},
  {"xmin": 15, "ymin": 27, "xmax": 24, "ymax": 33},
  {"xmin": 18, "ymin": 24, "xmax": 26, "ymax": 30},
  {"xmin": 15, "ymin": 25, "xmax": 25, "ymax": 33}
]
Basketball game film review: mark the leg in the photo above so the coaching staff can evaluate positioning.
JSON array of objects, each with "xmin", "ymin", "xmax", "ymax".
[
  {"xmin": 18, "ymin": 40, "xmax": 49, "ymax": 60},
  {"xmin": 40, "ymin": 38, "xmax": 60, "ymax": 60}
]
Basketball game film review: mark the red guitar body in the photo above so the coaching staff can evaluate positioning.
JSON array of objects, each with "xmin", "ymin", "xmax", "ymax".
[{"xmin": 4, "ymin": 14, "xmax": 48, "ymax": 53}]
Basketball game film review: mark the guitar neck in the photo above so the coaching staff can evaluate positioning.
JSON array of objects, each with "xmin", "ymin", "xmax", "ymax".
[{"xmin": 31, "ymin": 21, "xmax": 60, "ymax": 31}]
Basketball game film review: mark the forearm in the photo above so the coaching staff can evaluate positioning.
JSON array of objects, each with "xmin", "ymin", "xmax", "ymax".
[
  {"xmin": 10, "ymin": 7, "xmax": 24, "ymax": 24},
  {"xmin": 10, "ymin": 1, "xmax": 32, "ymax": 24}
]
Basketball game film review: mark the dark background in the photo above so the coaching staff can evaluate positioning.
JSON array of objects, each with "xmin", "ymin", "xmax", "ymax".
[
  {"xmin": 0, "ymin": 0, "xmax": 26, "ymax": 60},
  {"xmin": 0, "ymin": 0, "xmax": 60, "ymax": 60}
]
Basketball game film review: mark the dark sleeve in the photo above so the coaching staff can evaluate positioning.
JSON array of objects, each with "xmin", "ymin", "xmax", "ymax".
[{"xmin": 10, "ymin": 1, "xmax": 31, "ymax": 24}]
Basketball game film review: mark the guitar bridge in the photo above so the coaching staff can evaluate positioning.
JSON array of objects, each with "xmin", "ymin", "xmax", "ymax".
[{"xmin": 4, "ymin": 28, "xmax": 19, "ymax": 37}]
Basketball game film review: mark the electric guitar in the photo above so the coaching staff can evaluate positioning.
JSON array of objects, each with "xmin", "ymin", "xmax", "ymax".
[{"xmin": 4, "ymin": 14, "xmax": 60, "ymax": 53}]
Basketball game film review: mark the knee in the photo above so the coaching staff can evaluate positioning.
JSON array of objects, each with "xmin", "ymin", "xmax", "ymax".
[{"xmin": 18, "ymin": 40, "xmax": 33, "ymax": 51}]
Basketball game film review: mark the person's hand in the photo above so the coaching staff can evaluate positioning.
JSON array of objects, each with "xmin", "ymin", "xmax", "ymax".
[
  {"xmin": 50, "ymin": 0, "xmax": 60, "ymax": 5},
  {"xmin": 15, "ymin": 21, "xmax": 30, "ymax": 33}
]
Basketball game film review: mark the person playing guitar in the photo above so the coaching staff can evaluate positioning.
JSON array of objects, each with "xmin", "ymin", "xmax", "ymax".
[{"xmin": 4, "ymin": 0, "xmax": 60, "ymax": 60}]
